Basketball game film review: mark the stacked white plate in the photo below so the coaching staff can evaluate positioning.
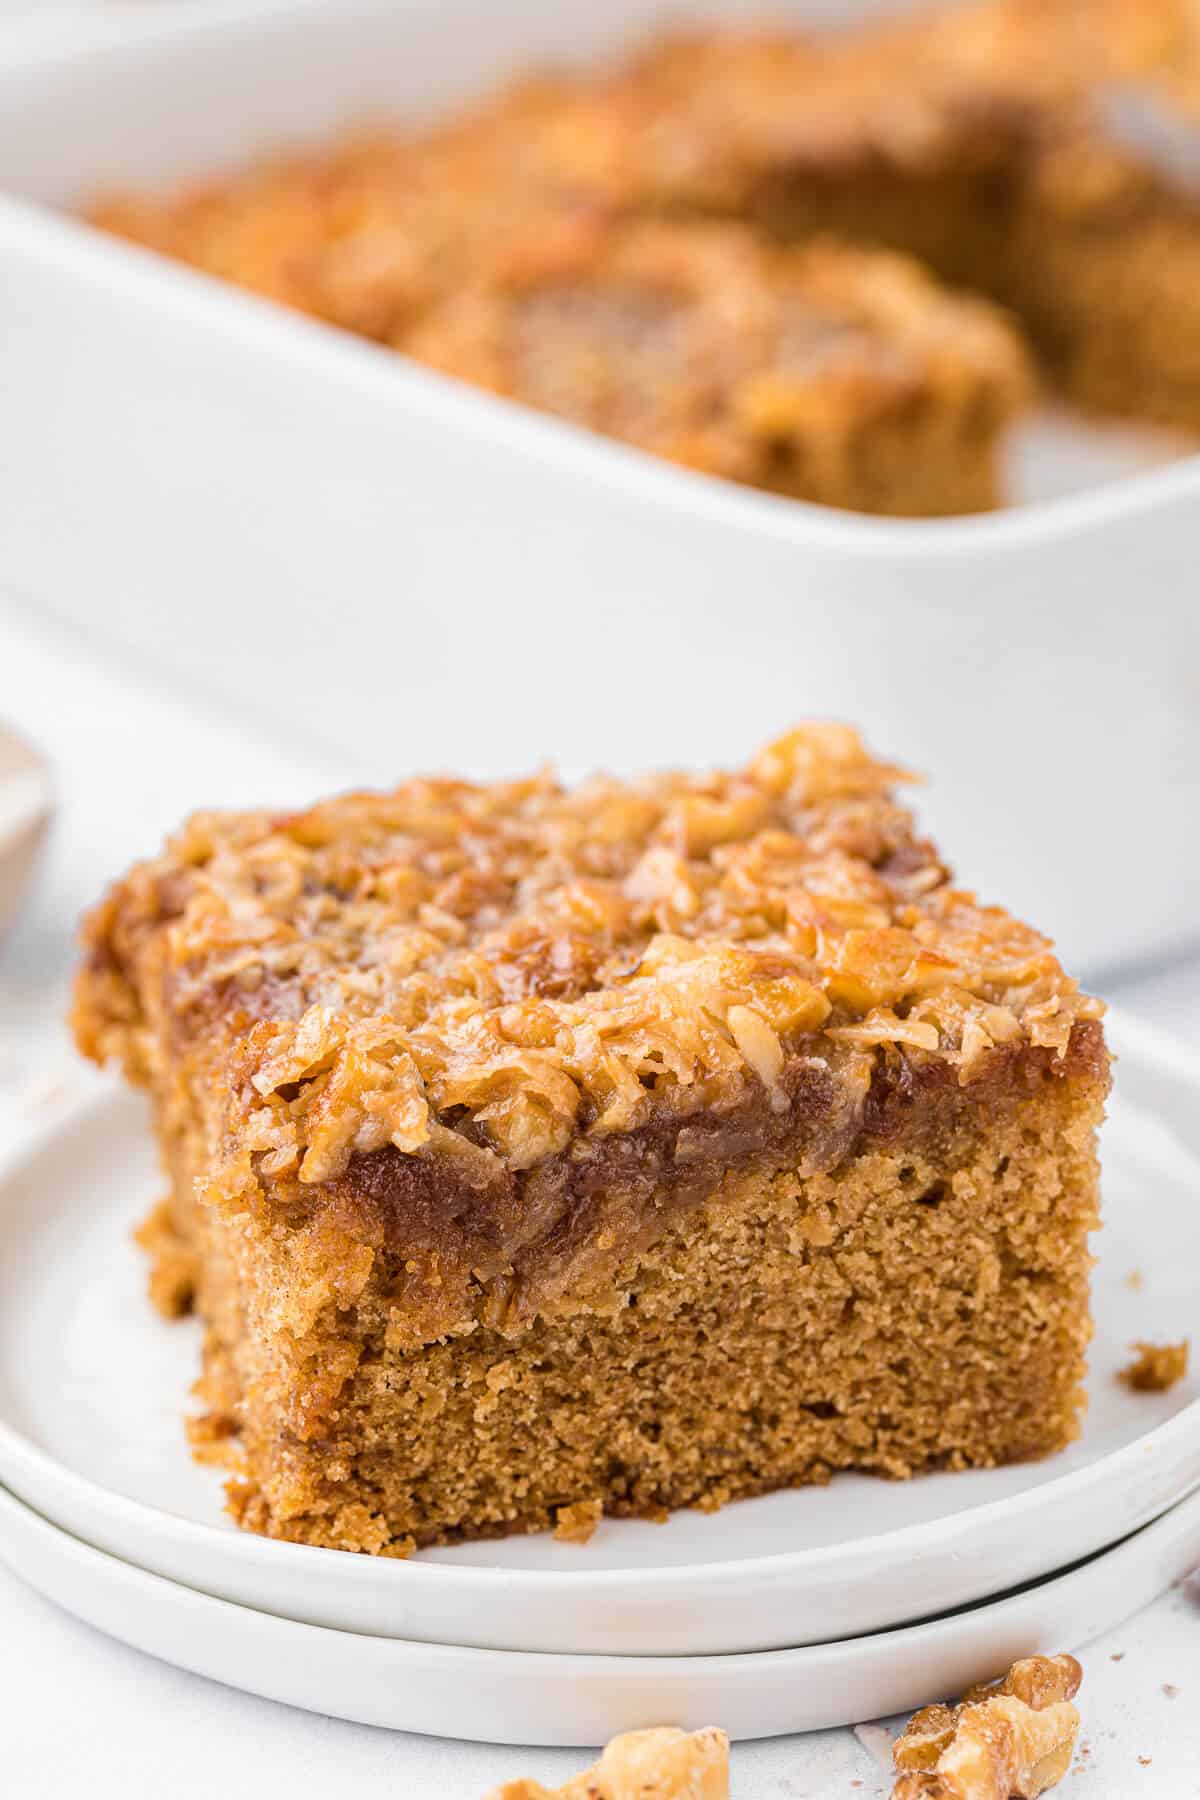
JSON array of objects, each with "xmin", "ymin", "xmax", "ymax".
[{"xmin": 0, "ymin": 1010, "xmax": 1197, "ymax": 1746}]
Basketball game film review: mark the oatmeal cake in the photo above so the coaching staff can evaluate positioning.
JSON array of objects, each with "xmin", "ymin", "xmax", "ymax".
[
  {"xmin": 73, "ymin": 726, "xmax": 1109, "ymax": 1555},
  {"xmin": 89, "ymin": 0, "xmax": 1200, "ymax": 437},
  {"xmin": 90, "ymin": 142, "xmax": 1030, "ymax": 516},
  {"xmin": 603, "ymin": 0, "xmax": 1200, "ymax": 430},
  {"xmin": 407, "ymin": 219, "xmax": 1029, "ymax": 514},
  {"xmin": 84, "ymin": 15, "xmax": 1032, "ymax": 517},
  {"xmin": 87, "ymin": 111, "xmax": 620, "ymax": 348}
]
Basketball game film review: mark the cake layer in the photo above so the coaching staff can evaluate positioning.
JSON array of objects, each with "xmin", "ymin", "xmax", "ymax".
[
  {"xmin": 209, "ymin": 1042, "xmax": 1101, "ymax": 1552},
  {"xmin": 407, "ymin": 221, "xmax": 1028, "ymax": 514},
  {"xmin": 610, "ymin": 0, "xmax": 1200, "ymax": 428},
  {"xmin": 75, "ymin": 726, "xmax": 1104, "ymax": 1326},
  {"xmin": 74, "ymin": 726, "xmax": 1108, "ymax": 1553},
  {"xmin": 89, "ymin": 0, "xmax": 1200, "ymax": 436}
]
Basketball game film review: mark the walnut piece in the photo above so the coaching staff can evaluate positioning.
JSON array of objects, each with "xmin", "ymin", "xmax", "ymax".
[
  {"xmin": 1119, "ymin": 1339, "xmax": 1190, "ymax": 1393},
  {"xmin": 484, "ymin": 1726, "xmax": 729, "ymax": 1799},
  {"xmin": 891, "ymin": 1655, "xmax": 1082, "ymax": 1799}
]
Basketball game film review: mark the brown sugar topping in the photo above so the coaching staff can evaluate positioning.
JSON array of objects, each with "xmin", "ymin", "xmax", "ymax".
[
  {"xmin": 87, "ymin": 0, "xmax": 1200, "ymax": 352},
  {"xmin": 408, "ymin": 221, "xmax": 1028, "ymax": 484},
  {"xmin": 77, "ymin": 726, "xmax": 1102, "ymax": 1197}
]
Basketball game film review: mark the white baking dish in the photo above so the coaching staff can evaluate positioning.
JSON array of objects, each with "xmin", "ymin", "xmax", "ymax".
[{"xmin": 0, "ymin": 0, "xmax": 1198, "ymax": 975}]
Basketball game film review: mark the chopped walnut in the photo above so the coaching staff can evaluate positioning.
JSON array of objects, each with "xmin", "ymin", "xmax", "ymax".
[
  {"xmin": 1119, "ymin": 1339, "xmax": 1189, "ymax": 1393},
  {"xmin": 485, "ymin": 1725, "xmax": 729, "ymax": 1799},
  {"xmin": 961, "ymin": 1655, "xmax": 1083, "ymax": 1713},
  {"xmin": 891, "ymin": 1655, "xmax": 1082, "ymax": 1799},
  {"xmin": 553, "ymin": 1497, "xmax": 604, "ymax": 1544}
]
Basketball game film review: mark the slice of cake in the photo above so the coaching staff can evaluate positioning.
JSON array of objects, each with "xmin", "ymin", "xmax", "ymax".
[
  {"xmin": 86, "ymin": 0, "xmax": 1200, "ymax": 437},
  {"xmin": 74, "ymin": 726, "xmax": 1108, "ymax": 1555},
  {"xmin": 607, "ymin": 0, "xmax": 1200, "ymax": 431},
  {"xmin": 405, "ymin": 219, "xmax": 1030, "ymax": 515},
  {"xmin": 86, "ymin": 125, "xmax": 574, "ymax": 347}
]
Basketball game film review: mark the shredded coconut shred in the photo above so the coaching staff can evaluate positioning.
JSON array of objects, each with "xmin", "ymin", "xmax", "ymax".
[{"xmin": 77, "ymin": 725, "xmax": 1102, "ymax": 1190}]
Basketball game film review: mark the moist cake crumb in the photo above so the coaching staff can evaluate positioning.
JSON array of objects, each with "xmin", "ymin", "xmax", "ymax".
[
  {"xmin": 73, "ymin": 725, "xmax": 1108, "ymax": 1555},
  {"xmin": 406, "ymin": 219, "xmax": 1029, "ymax": 515},
  {"xmin": 552, "ymin": 1497, "xmax": 604, "ymax": 1545},
  {"xmin": 1119, "ymin": 1339, "xmax": 1189, "ymax": 1392}
]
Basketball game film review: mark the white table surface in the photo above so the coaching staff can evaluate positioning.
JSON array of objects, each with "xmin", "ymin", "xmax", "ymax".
[{"xmin": 2, "ymin": 611, "xmax": 1199, "ymax": 1797}]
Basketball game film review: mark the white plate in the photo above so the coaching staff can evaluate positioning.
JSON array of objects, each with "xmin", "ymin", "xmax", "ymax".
[
  {"xmin": 2, "ymin": 1479, "xmax": 1198, "ymax": 1745},
  {"xmin": 0, "ymin": 1011, "xmax": 1197, "ymax": 1657}
]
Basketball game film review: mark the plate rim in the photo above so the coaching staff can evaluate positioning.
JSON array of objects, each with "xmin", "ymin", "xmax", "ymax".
[
  {"xmin": 0, "ymin": 1006, "xmax": 1197, "ymax": 1600},
  {"xmin": 2, "ymin": 1473, "xmax": 1197, "ymax": 1667},
  {"xmin": 1, "ymin": 1475, "xmax": 1199, "ymax": 1746}
]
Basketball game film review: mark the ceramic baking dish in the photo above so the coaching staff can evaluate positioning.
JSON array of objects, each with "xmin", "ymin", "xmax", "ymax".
[{"xmin": 1, "ymin": 0, "xmax": 1197, "ymax": 975}]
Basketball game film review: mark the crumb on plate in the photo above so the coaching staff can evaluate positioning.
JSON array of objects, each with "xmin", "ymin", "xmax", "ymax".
[
  {"xmin": 1119, "ymin": 1339, "xmax": 1189, "ymax": 1392},
  {"xmin": 553, "ymin": 1498, "xmax": 604, "ymax": 1544}
]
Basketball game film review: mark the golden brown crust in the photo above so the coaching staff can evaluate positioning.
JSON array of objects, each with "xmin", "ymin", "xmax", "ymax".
[
  {"xmin": 608, "ymin": 0, "xmax": 1200, "ymax": 197},
  {"xmin": 74, "ymin": 724, "xmax": 1101, "ymax": 1189},
  {"xmin": 86, "ymin": 2, "xmax": 1200, "ymax": 269},
  {"xmin": 76, "ymin": 726, "xmax": 1107, "ymax": 1367},
  {"xmin": 84, "ymin": 12, "xmax": 1044, "ymax": 515},
  {"xmin": 88, "ymin": 0, "xmax": 1200, "ymax": 437},
  {"xmin": 407, "ymin": 219, "xmax": 1028, "ymax": 504}
]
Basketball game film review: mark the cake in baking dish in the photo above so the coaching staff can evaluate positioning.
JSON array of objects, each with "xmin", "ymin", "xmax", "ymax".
[
  {"xmin": 407, "ymin": 219, "xmax": 1030, "ymax": 515},
  {"xmin": 88, "ymin": 0, "xmax": 1200, "ymax": 488},
  {"xmin": 605, "ymin": 0, "xmax": 1200, "ymax": 432},
  {"xmin": 73, "ymin": 726, "xmax": 1108, "ymax": 1554}
]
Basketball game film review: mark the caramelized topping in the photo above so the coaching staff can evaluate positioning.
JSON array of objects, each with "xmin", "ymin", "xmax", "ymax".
[{"xmin": 76, "ymin": 726, "xmax": 1102, "ymax": 1185}]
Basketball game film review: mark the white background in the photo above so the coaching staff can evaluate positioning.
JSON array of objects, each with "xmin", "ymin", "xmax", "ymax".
[
  {"xmin": 2, "ymin": 3, "xmax": 1200, "ymax": 1793},
  {"xmin": 2, "ymin": 607, "xmax": 1198, "ymax": 1800}
]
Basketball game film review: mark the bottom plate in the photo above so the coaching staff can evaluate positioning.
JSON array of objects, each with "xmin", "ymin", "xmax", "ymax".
[
  {"xmin": 2, "ymin": 1482, "xmax": 1198, "ymax": 1746},
  {"xmin": 0, "ymin": 1014, "xmax": 1199, "ymax": 1657}
]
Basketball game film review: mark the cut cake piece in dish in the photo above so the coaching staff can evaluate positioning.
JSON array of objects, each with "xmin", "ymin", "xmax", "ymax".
[
  {"xmin": 405, "ymin": 219, "xmax": 1031, "ymax": 516},
  {"xmin": 85, "ymin": 113, "xmax": 620, "ymax": 350},
  {"xmin": 606, "ymin": 0, "xmax": 1200, "ymax": 431},
  {"xmin": 86, "ymin": 0, "xmax": 1200, "ymax": 435},
  {"xmin": 73, "ymin": 726, "xmax": 1108, "ymax": 1556},
  {"xmin": 91, "ymin": 166, "xmax": 1030, "ymax": 517}
]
